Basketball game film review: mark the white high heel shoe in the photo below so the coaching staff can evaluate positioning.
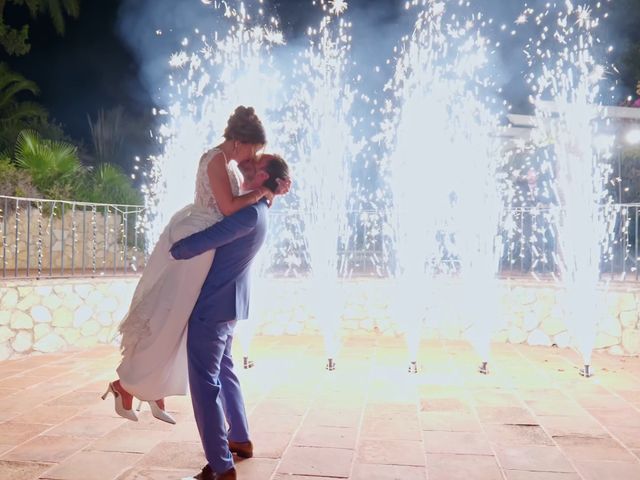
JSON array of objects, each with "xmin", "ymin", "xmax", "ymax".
[
  {"xmin": 136, "ymin": 399, "xmax": 176, "ymax": 424},
  {"xmin": 101, "ymin": 383, "xmax": 138, "ymax": 422}
]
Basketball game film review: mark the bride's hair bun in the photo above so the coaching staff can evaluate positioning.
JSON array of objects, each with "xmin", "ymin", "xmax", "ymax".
[{"xmin": 223, "ymin": 105, "xmax": 266, "ymax": 145}]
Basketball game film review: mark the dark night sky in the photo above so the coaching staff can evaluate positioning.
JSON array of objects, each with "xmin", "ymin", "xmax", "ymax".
[{"xmin": 1, "ymin": 0, "xmax": 636, "ymax": 154}]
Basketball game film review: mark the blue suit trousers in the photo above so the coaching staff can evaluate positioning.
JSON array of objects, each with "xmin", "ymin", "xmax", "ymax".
[{"xmin": 187, "ymin": 319, "xmax": 250, "ymax": 473}]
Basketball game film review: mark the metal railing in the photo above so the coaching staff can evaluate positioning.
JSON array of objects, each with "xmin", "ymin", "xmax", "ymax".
[
  {"xmin": 2, "ymin": 194, "xmax": 639, "ymax": 282},
  {"xmin": 1, "ymin": 195, "xmax": 147, "ymax": 279},
  {"xmin": 265, "ymin": 204, "xmax": 640, "ymax": 281}
]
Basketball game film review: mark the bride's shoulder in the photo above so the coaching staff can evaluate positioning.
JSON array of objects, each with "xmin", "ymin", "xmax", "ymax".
[{"xmin": 200, "ymin": 147, "xmax": 221, "ymax": 162}]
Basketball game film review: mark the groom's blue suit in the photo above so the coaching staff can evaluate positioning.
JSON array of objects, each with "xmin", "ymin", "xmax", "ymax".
[{"xmin": 170, "ymin": 198, "xmax": 269, "ymax": 474}]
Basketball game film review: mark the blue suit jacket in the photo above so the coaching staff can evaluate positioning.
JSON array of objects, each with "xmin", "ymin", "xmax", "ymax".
[{"xmin": 170, "ymin": 199, "xmax": 269, "ymax": 324}]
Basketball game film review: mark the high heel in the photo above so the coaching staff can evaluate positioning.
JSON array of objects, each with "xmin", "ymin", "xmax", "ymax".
[
  {"xmin": 101, "ymin": 382, "xmax": 138, "ymax": 422},
  {"xmin": 137, "ymin": 399, "xmax": 176, "ymax": 424}
]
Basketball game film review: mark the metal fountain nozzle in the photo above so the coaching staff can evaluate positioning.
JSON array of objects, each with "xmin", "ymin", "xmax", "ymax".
[
  {"xmin": 579, "ymin": 364, "xmax": 593, "ymax": 378},
  {"xmin": 408, "ymin": 361, "xmax": 418, "ymax": 374},
  {"xmin": 326, "ymin": 357, "xmax": 336, "ymax": 371},
  {"xmin": 243, "ymin": 356, "xmax": 255, "ymax": 369},
  {"xmin": 478, "ymin": 361, "xmax": 489, "ymax": 375}
]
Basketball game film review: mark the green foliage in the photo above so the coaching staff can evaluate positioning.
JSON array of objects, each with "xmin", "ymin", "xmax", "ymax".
[
  {"xmin": 14, "ymin": 129, "xmax": 83, "ymax": 199},
  {"xmin": 0, "ymin": 63, "xmax": 46, "ymax": 124},
  {"xmin": 0, "ymin": 0, "xmax": 81, "ymax": 56},
  {"xmin": 0, "ymin": 154, "xmax": 40, "ymax": 198},
  {"xmin": 2, "ymin": 130, "xmax": 142, "ymax": 205},
  {"xmin": 78, "ymin": 163, "xmax": 142, "ymax": 205}
]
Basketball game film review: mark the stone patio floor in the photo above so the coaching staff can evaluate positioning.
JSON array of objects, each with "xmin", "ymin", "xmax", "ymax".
[{"xmin": 0, "ymin": 335, "xmax": 639, "ymax": 480}]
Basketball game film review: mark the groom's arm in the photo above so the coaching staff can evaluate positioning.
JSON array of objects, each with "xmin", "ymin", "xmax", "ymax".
[{"xmin": 170, "ymin": 206, "xmax": 258, "ymax": 260}]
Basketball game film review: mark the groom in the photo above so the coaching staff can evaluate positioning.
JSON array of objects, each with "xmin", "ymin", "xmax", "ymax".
[{"xmin": 170, "ymin": 154, "xmax": 290, "ymax": 480}]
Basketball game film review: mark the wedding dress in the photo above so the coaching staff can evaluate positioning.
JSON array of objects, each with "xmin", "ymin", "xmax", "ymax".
[{"xmin": 116, "ymin": 148, "xmax": 242, "ymax": 400}]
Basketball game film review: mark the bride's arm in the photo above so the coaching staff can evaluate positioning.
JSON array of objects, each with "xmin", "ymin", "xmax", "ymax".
[{"xmin": 207, "ymin": 152, "xmax": 268, "ymax": 216}]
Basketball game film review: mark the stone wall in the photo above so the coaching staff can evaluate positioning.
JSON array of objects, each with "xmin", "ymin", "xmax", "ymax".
[
  {"xmin": 1, "ymin": 210, "xmax": 144, "ymax": 273},
  {"xmin": 0, "ymin": 277, "xmax": 138, "ymax": 361},
  {"xmin": 249, "ymin": 278, "xmax": 640, "ymax": 356},
  {"xmin": 1, "ymin": 277, "xmax": 638, "ymax": 360}
]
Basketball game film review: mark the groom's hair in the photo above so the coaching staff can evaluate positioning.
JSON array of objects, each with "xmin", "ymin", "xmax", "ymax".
[{"xmin": 261, "ymin": 154, "xmax": 290, "ymax": 193}]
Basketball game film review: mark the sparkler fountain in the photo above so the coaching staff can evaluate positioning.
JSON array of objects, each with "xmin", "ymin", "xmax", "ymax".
[
  {"xmin": 279, "ymin": 0, "xmax": 357, "ymax": 371},
  {"xmin": 147, "ymin": 1, "xmax": 284, "ymax": 244},
  {"xmin": 381, "ymin": 1, "xmax": 505, "ymax": 373},
  {"xmin": 522, "ymin": 1, "xmax": 614, "ymax": 377},
  {"xmin": 141, "ymin": 0, "xmax": 623, "ymax": 376},
  {"xmin": 145, "ymin": 1, "xmax": 286, "ymax": 368}
]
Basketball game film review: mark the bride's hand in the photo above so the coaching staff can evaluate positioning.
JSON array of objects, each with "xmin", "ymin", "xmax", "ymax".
[
  {"xmin": 263, "ymin": 188, "xmax": 275, "ymax": 207},
  {"xmin": 275, "ymin": 177, "xmax": 291, "ymax": 196}
]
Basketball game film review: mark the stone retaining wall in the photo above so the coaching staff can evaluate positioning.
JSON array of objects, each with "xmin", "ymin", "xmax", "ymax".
[{"xmin": 1, "ymin": 277, "xmax": 638, "ymax": 360}]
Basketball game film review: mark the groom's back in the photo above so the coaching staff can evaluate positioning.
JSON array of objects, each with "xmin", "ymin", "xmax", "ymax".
[{"xmin": 189, "ymin": 200, "xmax": 269, "ymax": 324}]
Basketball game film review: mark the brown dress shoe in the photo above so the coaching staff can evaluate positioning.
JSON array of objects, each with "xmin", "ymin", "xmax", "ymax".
[
  {"xmin": 228, "ymin": 440, "xmax": 253, "ymax": 458},
  {"xmin": 194, "ymin": 465, "xmax": 236, "ymax": 480}
]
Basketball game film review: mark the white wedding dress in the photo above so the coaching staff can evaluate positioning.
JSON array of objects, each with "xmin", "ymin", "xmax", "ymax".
[{"xmin": 117, "ymin": 148, "xmax": 242, "ymax": 400}]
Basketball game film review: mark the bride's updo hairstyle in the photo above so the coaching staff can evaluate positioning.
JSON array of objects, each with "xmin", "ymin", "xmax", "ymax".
[{"xmin": 223, "ymin": 106, "xmax": 266, "ymax": 145}]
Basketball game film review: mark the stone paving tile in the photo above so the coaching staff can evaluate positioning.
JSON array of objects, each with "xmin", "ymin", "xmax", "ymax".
[
  {"xmin": 40, "ymin": 450, "xmax": 142, "ymax": 480},
  {"xmin": 136, "ymin": 441, "xmax": 205, "ymax": 470},
  {"xmin": 555, "ymin": 434, "xmax": 637, "ymax": 462},
  {"xmin": 87, "ymin": 425, "xmax": 169, "ymax": 454},
  {"xmin": 249, "ymin": 413, "xmax": 304, "ymax": 434},
  {"xmin": 115, "ymin": 467, "xmax": 196, "ymax": 480},
  {"xmin": 420, "ymin": 397, "xmax": 471, "ymax": 412},
  {"xmin": 250, "ymin": 431, "xmax": 292, "ymax": 458},
  {"xmin": 503, "ymin": 470, "xmax": 581, "ymax": 479},
  {"xmin": 10, "ymin": 404, "xmax": 83, "ymax": 425},
  {"xmin": 423, "ymin": 430, "xmax": 493, "ymax": 455},
  {"xmin": 48, "ymin": 391, "xmax": 104, "ymax": 407},
  {"xmin": 251, "ymin": 399, "xmax": 309, "ymax": 417},
  {"xmin": 293, "ymin": 425, "xmax": 357, "ymax": 449},
  {"xmin": 0, "ymin": 388, "xmax": 19, "ymax": 399},
  {"xmin": 0, "ymin": 421, "xmax": 50, "ymax": 445},
  {"xmin": 361, "ymin": 415, "xmax": 422, "ymax": 441},
  {"xmin": 1, "ymin": 338, "xmax": 640, "ymax": 480},
  {"xmin": 234, "ymin": 458, "xmax": 278, "ymax": 480},
  {"xmin": 350, "ymin": 463, "xmax": 426, "ymax": 480},
  {"xmin": 303, "ymin": 407, "xmax": 361, "ymax": 428},
  {"xmin": 357, "ymin": 438, "xmax": 425, "ymax": 466},
  {"xmin": 484, "ymin": 424, "xmax": 554, "ymax": 446},
  {"xmin": 537, "ymin": 415, "xmax": 610, "ymax": 438},
  {"xmin": 605, "ymin": 425, "xmax": 640, "ymax": 449},
  {"xmin": 1, "ymin": 434, "xmax": 88, "ymax": 463},
  {"xmin": 426, "ymin": 453, "xmax": 503, "ymax": 480},
  {"xmin": 45, "ymin": 414, "xmax": 125, "ymax": 438},
  {"xmin": 277, "ymin": 446, "xmax": 354, "ymax": 477},
  {"xmin": 495, "ymin": 446, "xmax": 575, "ymax": 473},
  {"xmin": 118, "ymin": 412, "xmax": 178, "ymax": 432},
  {"xmin": 272, "ymin": 473, "xmax": 338, "ymax": 479},
  {"xmin": 476, "ymin": 406, "xmax": 539, "ymax": 425},
  {"xmin": 0, "ymin": 444, "xmax": 14, "ymax": 456},
  {"xmin": 419, "ymin": 411, "xmax": 483, "ymax": 432},
  {"xmin": 164, "ymin": 420, "xmax": 200, "ymax": 443},
  {"xmin": 587, "ymin": 407, "xmax": 640, "ymax": 428},
  {"xmin": 0, "ymin": 375, "xmax": 50, "ymax": 390},
  {"xmin": 0, "ymin": 459, "xmax": 52, "ymax": 480},
  {"xmin": 574, "ymin": 460, "xmax": 640, "ymax": 480}
]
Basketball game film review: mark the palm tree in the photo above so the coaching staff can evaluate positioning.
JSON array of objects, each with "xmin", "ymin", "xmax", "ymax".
[
  {"xmin": 14, "ymin": 129, "xmax": 83, "ymax": 198},
  {"xmin": 0, "ymin": 63, "xmax": 46, "ymax": 125},
  {"xmin": 40, "ymin": 0, "xmax": 81, "ymax": 36},
  {"xmin": 0, "ymin": 0, "xmax": 81, "ymax": 55}
]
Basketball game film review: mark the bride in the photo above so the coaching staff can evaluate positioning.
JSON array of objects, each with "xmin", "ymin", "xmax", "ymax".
[{"xmin": 103, "ymin": 106, "xmax": 276, "ymax": 424}]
